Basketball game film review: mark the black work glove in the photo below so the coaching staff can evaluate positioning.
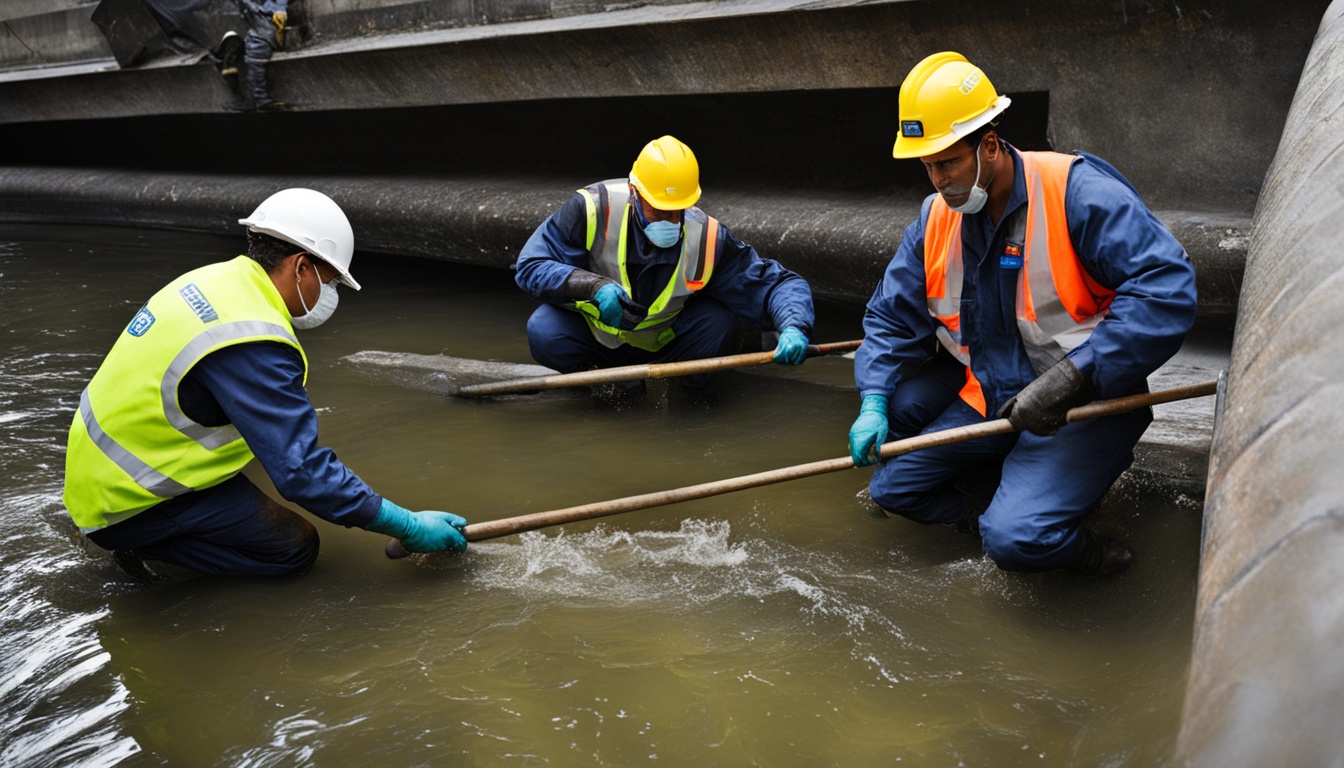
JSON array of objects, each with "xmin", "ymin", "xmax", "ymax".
[{"xmin": 997, "ymin": 357, "xmax": 1095, "ymax": 436}]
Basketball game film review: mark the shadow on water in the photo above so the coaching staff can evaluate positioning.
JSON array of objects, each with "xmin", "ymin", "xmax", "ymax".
[{"xmin": 0, "ymin": 223, "xmax": 1201, "ymax": 766}]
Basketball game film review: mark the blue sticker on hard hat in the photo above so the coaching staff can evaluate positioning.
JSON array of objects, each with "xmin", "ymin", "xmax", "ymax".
[
  {"xmin": 179, "ymin": 283, "xmax": 219, "ymax": 323},
  {"xmin": 901, "ymin": 121, "xmax": 924, "ymax": 138},
  {"xmin": 126, "ymin": 306, "xmax": 155, "ymax": 337}
]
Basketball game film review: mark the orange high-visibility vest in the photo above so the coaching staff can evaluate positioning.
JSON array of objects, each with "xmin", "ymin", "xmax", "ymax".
[{"xmin": 924, "ymin": 151, "xmax": 1115, "ymax": 415}]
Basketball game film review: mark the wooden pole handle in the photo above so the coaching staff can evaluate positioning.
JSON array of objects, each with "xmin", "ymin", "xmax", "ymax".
[
  {"xmin": 455, "ymin": 339, "xmax": 862, "ymax": 397},
  {"xmin": 386, "ymin": 379, "xmax": 1218, "ymax": 557}
]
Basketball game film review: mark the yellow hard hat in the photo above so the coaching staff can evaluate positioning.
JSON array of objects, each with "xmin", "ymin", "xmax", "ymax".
[
  {"xmin": 629, "ymin": 135, "xmax": 701, "ymax": 210},
  {"xmin": 892, "ymin": 52, "xmax": 1012, "ymax": 159}
]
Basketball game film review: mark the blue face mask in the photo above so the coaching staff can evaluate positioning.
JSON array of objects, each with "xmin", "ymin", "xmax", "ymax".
[
  {"xmin": 632, "ymin": 200, "xmax": 683, "ymax": 249},
  {"xmin": 643, "ymin": 220, "xmax": 682, "ymax": 248}
]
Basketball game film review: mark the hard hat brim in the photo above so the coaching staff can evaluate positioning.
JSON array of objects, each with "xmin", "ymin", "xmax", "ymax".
[
  {"xmin": 893, "ymin": 95, "xmax": 1011, "ymax": 159},
  {"xmin": 628, "ymin": 174, "xmax": 701, "ymax": 211},
  {"xmin": 240, "ymin": 219, "xmax": 362, "ymax": 291}
]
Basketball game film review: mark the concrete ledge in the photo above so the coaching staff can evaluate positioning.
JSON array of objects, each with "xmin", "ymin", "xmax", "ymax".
[
  {"xmin": 0, "ymin": 166, "xmax": 1246, "ymax": 318},
  {"xmin": 0, "ymin": 0, "xmax": 1326, "ymax": 217}
]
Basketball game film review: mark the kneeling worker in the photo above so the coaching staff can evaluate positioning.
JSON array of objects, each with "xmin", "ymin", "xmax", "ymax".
[
  {"xmin": 848, "ymin": 53, "xmax": 1197, "ymax": 575},
  {"xmin": 63, "ymin": 188, "xmax": 467, "ymax": 579},
  {"xmin": 514, "ymin": 135, "xmax": 816, "ymax": 404}
]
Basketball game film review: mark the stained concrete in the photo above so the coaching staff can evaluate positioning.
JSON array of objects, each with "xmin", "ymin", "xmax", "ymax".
[
  {"xmin": 0, "ymin": 166, "xmax": 1249, "ymax": 317},
  {"xmin": 0, "ymin": 0, "xmax": 1325, "ymax": 320},
  {"xmin": 0, "ymin": 2, "xmax": 1338, "ymax": 760}
]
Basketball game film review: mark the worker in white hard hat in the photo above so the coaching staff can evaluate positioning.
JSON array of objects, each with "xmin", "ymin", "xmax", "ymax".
[
  {"xmin": 847, "ymin": 52, "xmax": 1198, "ymax": 575},
  {"xmin": 514, "ymin": 135, "xmax": 816, "ymax": 406},
  {"xmin": 62, "ymin": 188, "xmax": 467, "ymax": 580}
]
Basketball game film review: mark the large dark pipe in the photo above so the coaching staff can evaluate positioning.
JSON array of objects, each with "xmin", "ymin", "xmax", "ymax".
[{"xmin": 1175, "ymin": 2, "xmax": 1344, "ymax": 764}]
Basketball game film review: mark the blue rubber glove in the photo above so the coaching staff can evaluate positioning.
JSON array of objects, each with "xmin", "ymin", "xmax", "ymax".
[
  {"xmin": 772, "ymin": 326, "xmax": 809, "ymax": 365},
  {"xmin": 592, "ymin": 282, "xmax": 641, "ymax": 329},
  {"xmin": 365, "ymin": 498, "xmax": 468, "ymax": 553},
  {"xmin": 848, "ymin": 394, "xmax": 889, "ymax": 467}
]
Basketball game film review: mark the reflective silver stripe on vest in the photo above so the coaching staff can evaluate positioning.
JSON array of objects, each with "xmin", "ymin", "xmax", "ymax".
[
  {"xmin": 584, "ymin": 180, "xmax": 708, "ymax": 350},
  {"xmin": 161, "ymin": 320, "xmax": 298, "ymax": 449},
  {"xmin": 928, "ymin": 176, "xmax": 1103, "ymax": 375},
  {"xmin": 79, "ymin": 388, "xmax": 193, "ymax": 498},
  {"xmin": 594, "ymin": 181, "xmax": 626, "ymax": 262},
  {"xmin": 926, "ymin": 199, "xmax": 970, "ymax": 365},
  {"xmin": 1017, "ymin": 170, "xmax": 1102, "ymax": 367}
]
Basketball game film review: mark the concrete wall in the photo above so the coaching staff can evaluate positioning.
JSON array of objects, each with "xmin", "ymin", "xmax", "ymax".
[
  {"xmin": 1, "ymin": 0, "xmax": 1324, "ymax": 318},
  {"xmin": 0, "ymin": 0, "xmax": 1325, "ymax": 211},
  {"xmin": 1174, "ymin": 2, "xmax": 1344, "ymax": 764},
  {"xmin": 0, "ymin": 2, "xmax": 109, "ymax": 71}
]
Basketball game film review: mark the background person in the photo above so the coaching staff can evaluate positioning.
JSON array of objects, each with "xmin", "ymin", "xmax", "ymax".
[
  {"xmin": 63, "ymin": 188, "xmax": 467, "ymax": 580},
  {"xmin": 230, "ymin": 0, "xmax": 289, "ymax": 111},
  {"xmin": 513, "ymin": 135, "xmax": 816, "ymax": 405},
  {"xmin": 847, "ymin": 52, "xmax": 1198, "ymax": 575}
]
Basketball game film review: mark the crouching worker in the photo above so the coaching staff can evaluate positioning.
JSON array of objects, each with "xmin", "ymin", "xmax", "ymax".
[
  {"xmin": 848, "ymin": 53, "xmax": 1197, "ymax": 576},
  {"xmin": 514, "ymin": 135, "xmax": 815, "ymax": 405},
  {"xmin": 62, "ymin": 188, "xmax": 467, "ymax": 580}
]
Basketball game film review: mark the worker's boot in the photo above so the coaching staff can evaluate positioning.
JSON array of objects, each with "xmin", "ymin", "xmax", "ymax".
[
  {"xmin": 112, "ymin": 549, "xmax": 164, "ymax": 584},
  {"xmin": 241, "ymin": 59, "xmax": 289, "ymax": 111},
  {"xmin": 215, "ymin": 31, "xmax": 242, "ymax": 80},
  {"xmin": 1068, "ymin": 527, "xmax": 1133, "ymax": 576}
]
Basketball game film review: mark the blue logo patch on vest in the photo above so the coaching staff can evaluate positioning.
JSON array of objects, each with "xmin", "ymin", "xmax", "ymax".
[
  {"xmin": 179, "ymin": 283, "xmax": 219, "ymax": 323},
  {"xmin": 901, "ymin": 120, "xmax": 924, "ymax": 138},
  {"xmin": 126, "ymin": 306, "xmax": 155, "ymax": 337},
  {"xmin": 1000, "ymin": 243, "xmax": 1024, "ymax": 269}
]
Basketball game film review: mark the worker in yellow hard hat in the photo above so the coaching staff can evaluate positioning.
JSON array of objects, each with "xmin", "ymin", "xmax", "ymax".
[
  {"xmin": 514, "ymin": 134, "xmax": 816, "ymax": 406},
  {"xmin": 847, "ymin": 52, "xmax": 1198, "ymax": 575}
]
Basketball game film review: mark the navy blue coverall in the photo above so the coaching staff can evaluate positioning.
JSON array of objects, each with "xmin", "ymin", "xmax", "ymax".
[
  {"xmin": 88, "ymin": 341, "xmax": 380, "ymax": 576},
  {"xmin": 514, "ymin": 189, "xmax": 815, "ymax": 393},
  {"xmin": 237, "ymin": 0, "xmax": 287, "ymax": 108},
  {"xmin": 856, "ymin": 144, "xmax": 1198, "ymax": 571}
]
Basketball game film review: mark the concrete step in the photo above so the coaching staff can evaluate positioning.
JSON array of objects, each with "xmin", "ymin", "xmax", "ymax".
[{"xmin": 0, "ymin": 167, "xmax": 1248, "ymax": 324}]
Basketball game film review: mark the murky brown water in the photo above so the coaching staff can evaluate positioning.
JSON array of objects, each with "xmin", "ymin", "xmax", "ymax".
[{"xmin": 0, "ymin": 222, "xmax": 1204, "ymax": 766}]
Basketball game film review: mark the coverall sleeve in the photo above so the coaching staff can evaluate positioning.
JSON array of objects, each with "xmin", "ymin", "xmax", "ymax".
[
  {"xmin": 514, "ymin": 193, "xmax": 592, "ymax": 303},
  {"xmin": 700, "ymin": 225, "xmax": 815, "ymax": 336},
  {"xmin": 1063, "ymin": 156, "xmax": 1199, "ymax": 398},
  {"xmin": 854, "ymin": 208, "xmax": 941, "ymax": 399},
  {"xmin": 190, "ymin": 342, "xmax": 382, "ymax": 528}
]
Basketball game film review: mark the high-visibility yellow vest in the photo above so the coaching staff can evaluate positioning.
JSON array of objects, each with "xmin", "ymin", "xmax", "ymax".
[
  {"xmin": 923, "ymin": 151, "xmax": 1115, "ymax": 415},
  {"xmin": 63, "ymin": 256, "xmax": 307, "ymax": 532},
  {"xmin": 574, "ymin": 179, "xmax": 719, "ymax": 352}
]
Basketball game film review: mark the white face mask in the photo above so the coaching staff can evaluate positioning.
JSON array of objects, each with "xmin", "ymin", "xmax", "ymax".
[
  {"xmin": 292, "ymin": 261, "xmax": 340, "ymax": 330},
  {"xmin": 945, "ymin": 143, "xmax": 991, "ymax": 215}
]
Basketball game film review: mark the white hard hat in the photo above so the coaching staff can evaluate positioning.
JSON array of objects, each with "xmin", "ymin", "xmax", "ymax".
[{"xmin": 240, "ymin": 188, "xmax": 360, "ymax": 290}]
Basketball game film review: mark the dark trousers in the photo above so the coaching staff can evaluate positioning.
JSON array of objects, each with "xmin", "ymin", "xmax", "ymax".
[
  {"xmin": 241, "ymin": 11, "xmax": 280, "ymax": 106},
  {"xmin": 868, "ymin": 354, "xmax": 1152, "ymax": 572},
  {"xmin": 525, "ymin": 297, "xmax": 742, "ymax": 391},
  {"xmin": 87, "ymin": 474, "xmax": 319, "ymax": 576}
]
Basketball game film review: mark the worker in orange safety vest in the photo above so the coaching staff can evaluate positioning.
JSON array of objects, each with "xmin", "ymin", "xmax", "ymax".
[{"xmin": 847, "ymin": 52, "xmax": 1198, "ymax": 575}]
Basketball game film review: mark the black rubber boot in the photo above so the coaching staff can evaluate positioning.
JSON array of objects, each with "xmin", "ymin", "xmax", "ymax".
[
  {"xmin": 112, "ymin": 549, "xmax": 165, "ymax": 584},
  {"xmin": 242, "ymin": 59, "xmax": 274, "ymax": 111},
  {"xmin": 1068, "ymin": 527, "xmax": 1133, "ymax": 576},
  {"xmin": 215, "ymin": 31, "xmax": 242, "ymax": 78}
]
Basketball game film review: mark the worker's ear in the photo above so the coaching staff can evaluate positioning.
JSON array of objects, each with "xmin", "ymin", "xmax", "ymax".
[{"xmin": 982, "ymin": 131, "xmax": 1000, "ymax": 161}]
